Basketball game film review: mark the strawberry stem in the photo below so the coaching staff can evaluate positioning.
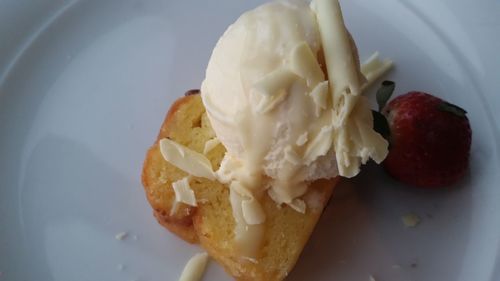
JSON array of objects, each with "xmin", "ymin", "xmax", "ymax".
[{"xmin": 376, "ymin": 81, "xmax": 395, "ymax": 112}]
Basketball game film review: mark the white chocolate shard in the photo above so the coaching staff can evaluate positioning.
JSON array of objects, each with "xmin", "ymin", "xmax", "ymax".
[{"xmin": 159, "ymin": 138, "xmax": 215, "ymax": 180}]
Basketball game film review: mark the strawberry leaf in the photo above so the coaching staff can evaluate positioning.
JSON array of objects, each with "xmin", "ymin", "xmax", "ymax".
[
  {"xmin": 372, "ymin": 110, "xmax": 390, "ymax": 140},
  {"xmin": 437, "ymin": 101, "xmax": 467, "ymax": 117},
  {"xmin": 376, "ymin": 81, "xmax": 395, "ymax": 112}
]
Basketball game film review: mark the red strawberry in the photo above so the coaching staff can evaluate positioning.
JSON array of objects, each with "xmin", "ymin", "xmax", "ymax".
[{"xmin": 373, "ymin": 82, "xmax": 471, "ymax": 187}]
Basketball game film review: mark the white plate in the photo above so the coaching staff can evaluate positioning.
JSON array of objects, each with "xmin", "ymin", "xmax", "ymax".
[{"xmin": 1, "ymin": 0, "xmax": 499, "ymax": 280}]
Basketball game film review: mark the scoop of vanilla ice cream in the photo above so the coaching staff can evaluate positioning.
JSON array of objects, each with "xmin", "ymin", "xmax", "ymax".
[
  {"xmin": 201, "ymin": 0, "xmax": 340, "ymax": 195},
  {"xmin": 202, "ymin": 1, "xmax": 321, "ymax": 154},
  {"xmin": 196, "ymin": 0, "xmax": 389, "ymax": 258}
]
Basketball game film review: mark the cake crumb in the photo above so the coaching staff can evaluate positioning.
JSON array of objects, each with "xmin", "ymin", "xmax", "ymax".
[
  {"xmin": 115, "ymin": 232, "xmax": 128, "ymax": 240},
  {"xmin": 402, "ymin": 213, "xmax": 421, "ymax": 227}
]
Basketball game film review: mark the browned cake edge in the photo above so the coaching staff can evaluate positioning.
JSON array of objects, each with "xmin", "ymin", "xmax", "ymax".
[
  {"xmin": 141, "ymin": 93, "xmax": 340, "ymax": 280},
  {"xmin": 141, "ymin": 94, "xmax": 200, "ymax": 244},
  {"xmin": 195, "ymin": 177, "xmax": 339, "ymax": 281}
]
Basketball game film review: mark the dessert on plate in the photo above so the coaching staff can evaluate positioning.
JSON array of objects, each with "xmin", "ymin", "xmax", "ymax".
[{"xmin": 141, "ymin": 0, "xmax": 394, "ymax": 280}]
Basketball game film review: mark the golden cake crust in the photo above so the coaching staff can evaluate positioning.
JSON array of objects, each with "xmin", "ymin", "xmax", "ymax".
[{"xmin": 141, "ymin": 93, "xmax": 338, "ymax": 280}]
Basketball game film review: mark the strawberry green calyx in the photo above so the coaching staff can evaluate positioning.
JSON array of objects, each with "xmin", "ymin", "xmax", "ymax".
[
  {"xmin": 376, "ymin": 80, "xmax": 395, "ymax": 112},
  {"xmin": 372, "ymin": 110, "xmax": 390, "ymax": 141},
  {"xmin": 372, "ymin": 81, "xmax": 395, "ymax": 141},
  {"xmin": 438, "ymin": 101, "xmax": 467, "ymax": 117}
]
